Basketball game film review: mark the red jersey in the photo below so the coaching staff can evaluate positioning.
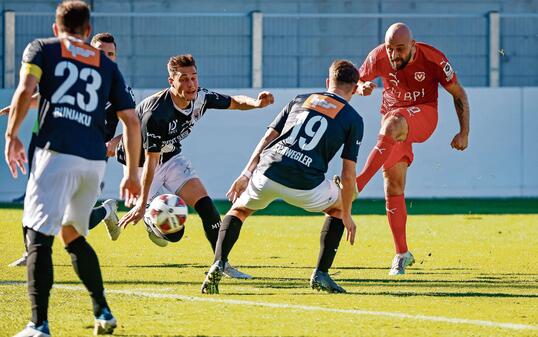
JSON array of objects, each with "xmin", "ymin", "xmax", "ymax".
[{"xmin": 359, "ymin": 42, "xmax": 457, "ymax": 113}]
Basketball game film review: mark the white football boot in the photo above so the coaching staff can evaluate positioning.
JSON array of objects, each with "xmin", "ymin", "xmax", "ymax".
[
  {"xmin": 389, "ymin": 251, "xmax": 415, "ymax": 275},
  {"xmin": 14, "ymin": 321, "xmax": 50, "ymax": 337},
  {"xmin": 223, "ymin": 261, "xmax": 253, "ymax": 279},
  {"xmin": 8, "ymin": 252, "xmax": 28, "ymax": 267},
  {"xmin": 102, "ymin": 199, "xmax": 121, "ymax": 241}
]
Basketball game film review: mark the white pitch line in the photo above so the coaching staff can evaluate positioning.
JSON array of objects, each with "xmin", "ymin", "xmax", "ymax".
[{"xmin": 53, "ymin": 285, "xmax": 538, "ymax": 332}]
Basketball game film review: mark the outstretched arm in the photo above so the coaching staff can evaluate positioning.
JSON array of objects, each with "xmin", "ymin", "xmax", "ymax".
[
  {"xmin": 444, "ymin": 81, "xmax": 470, "ymax": 151},
  {"xmin": 1, "ymin": 93, "xmax": 40, "ymax": 116},
  {"xmin": 228, "ymin": 91, "xmax": 274, "ymax": 110},
  {"xmin": 116, "ymin": 108, "xmax": 141, "ymax": 205},
  {"xmin": 226, "ymin": 128, "xmax": 280, "ymax": 202},
  {"xmin": 119, "ymin": 151, "xmax": 159, "ymax": 228}
]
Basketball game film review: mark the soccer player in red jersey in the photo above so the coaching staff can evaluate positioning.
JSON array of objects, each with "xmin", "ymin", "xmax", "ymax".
[{"xmin": 355, "ymin": 23, "xmax": 470, "ymax": 275}]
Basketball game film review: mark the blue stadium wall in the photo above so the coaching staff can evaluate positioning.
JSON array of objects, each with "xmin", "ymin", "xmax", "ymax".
[{"xmin": 0, "ymin": 0, "xmax": 537, "ymax": 88}]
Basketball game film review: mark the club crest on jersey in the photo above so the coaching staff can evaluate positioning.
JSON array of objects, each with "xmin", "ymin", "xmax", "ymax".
[{"xmin": 414, "ymin": 72, "xmax": 426, "ymax": 82}]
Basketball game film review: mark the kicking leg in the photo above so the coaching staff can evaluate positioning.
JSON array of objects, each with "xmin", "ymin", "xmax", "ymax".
[{"xmin": 356, "ymin": 114, "xmax": 408, "ymax": 192}]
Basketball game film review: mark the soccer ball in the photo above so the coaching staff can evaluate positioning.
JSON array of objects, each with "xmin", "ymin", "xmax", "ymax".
[{"xmin": 145, "ymin": 194, "xmax": 188, "ymax": 235}]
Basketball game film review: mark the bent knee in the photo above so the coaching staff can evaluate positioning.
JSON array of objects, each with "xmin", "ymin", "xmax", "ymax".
[{"xmin": 382, "ymin": 115, "xmax": 408, "ymax": 141}]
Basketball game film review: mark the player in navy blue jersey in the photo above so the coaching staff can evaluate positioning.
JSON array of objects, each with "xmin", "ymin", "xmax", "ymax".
[
  {"xmin": 201, "ymin": 60, "xmax": 363, "ymax": 295},
  {"xmin": 117, "ymin": 54, "xmax": 274, "ymax": 279},
  {"xmin": 4, "ymin": 2, "xmax": 141, "ymax": 336},
  {"xmin": 4, "ymin": 32, "xmax": 132, "ymax": 268}
]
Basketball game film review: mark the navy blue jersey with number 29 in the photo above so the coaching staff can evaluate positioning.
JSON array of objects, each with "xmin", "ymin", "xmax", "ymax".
[
  {"xmin": 257, "ymin": 92, "xmax": 364, "ymax": 190},
  {"xmin": 21, "ymin": 36, "xmax": 135, "ymax": 160}
]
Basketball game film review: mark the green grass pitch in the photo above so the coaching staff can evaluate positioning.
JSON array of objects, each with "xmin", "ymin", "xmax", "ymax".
[{"xmin": 1, "ymin": 208, "xmax": 537, "ymax": 336}]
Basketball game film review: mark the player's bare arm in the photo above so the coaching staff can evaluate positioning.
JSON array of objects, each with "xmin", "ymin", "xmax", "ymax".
[
  {"xmin": 340, "ymin": 158, "xmax": 357, "ymax": 245},
  {"xmin": 116, "ymin": 108, "xmax": 142, "ymax": 205},
  {"xmin": 1, "ymin": 93, "xmax": 40, "ymax": 117},
  {"xmin": 356, "ymin": 80, "xmax": 377, "ymax": 96},
  {"xmin": 226, "ymin": 128, "xmax": 280, "ymax": 203},
  {"xmin": 444, "ymin": 81, "xmax": 470, "ymax": 151},
  {"xmin": 119, "ymin": 151, "xmax": 159, "ymax": 228},
  {"xmin": 4, "ymin": 72, "xmax": 38, "ymax": 178},
  {"xmin": 228, "ymin": 91, "xmax": 275, "ymax": 110},
  {"xmin": 106, "ymin": 134, "xmax": 123, "ymax": 157}
]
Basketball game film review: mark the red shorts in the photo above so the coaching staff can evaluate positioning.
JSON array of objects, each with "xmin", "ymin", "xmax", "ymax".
[{"xmin": 382, "ymin": 103, "xmax": 438, "ymax": 170}]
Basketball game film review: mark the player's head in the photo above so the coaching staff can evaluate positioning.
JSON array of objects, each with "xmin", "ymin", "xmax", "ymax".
[
  {"xmin": 167, "ymin": 54, "xmax": 198, "ymax": 101},
  {"xmin": 53, "ymin": 0, "xmax": 92, "ymax": 40},
  {"xmin": 91, "ymin": 32, "xmax": 117, "ymax": 61},
  {"xmin": 384, "ymin": 22, "xmax": 415, "ymax": 70},
  {"xmin": 326, "ymin": 60, "xmax": 359, "ymax": 97}
]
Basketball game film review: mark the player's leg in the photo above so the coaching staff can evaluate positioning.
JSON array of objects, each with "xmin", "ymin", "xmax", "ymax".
[
  {"xmin": 178, "ymin": 177, "xmax": 252, "ymax": 279},
  {"xmin": 89, "ymin": 199, "xmax": 120, "ymax": 240},
  {"xmin": 177, "ymin": 177, "xmax": 221, "ymax": 250},
  {"xmin": 15, "ymin": 148, "xmax": 75, "ymax": 336},
  {"xmin": 356, "ymin": 112, "xmax": 409, "ymax": 192},
  {"xmin": 202, "ymin": 170, "xmax": 275, "ymax": 294},
  {"xmin": 384, "ymin": 161, "xmax": 415, "ymax": 275},
  {"xmin": 304, "ymin": 179, "xmax": 346, "ymax": 293},
  {"xmin": 61, "ymin": 160, "xmax": 116, "ymax": 334},
  {"xmin": 201, "ymin": 206, "xmax": 254, "ymax": 294}
]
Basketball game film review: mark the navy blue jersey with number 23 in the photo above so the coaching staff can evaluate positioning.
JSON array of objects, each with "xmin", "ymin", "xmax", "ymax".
[{"xmin": 21, "ymin": 36, "xmax": 135, "ymax": 160}]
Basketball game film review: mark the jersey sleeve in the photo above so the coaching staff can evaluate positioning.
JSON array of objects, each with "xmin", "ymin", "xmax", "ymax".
[
  {"xmin": 105, "ymin": 86, "xmax": 135, "ymax": 142},
  {"xmin": 108, "ymin": 63, "xmax": 136, "ymax": 112},
  {"xmin": 428, "ymin": 48, "xmax": 458, "ymax": 88},
  {"xmin": 268, "ymin": 98, "xmax": 294, "ymax": 133},
  {"xmin": 139, "ymin": 105, "xmax": 163, "ymax": 153},
  {"xmin": 204, "ymin": 90, "xmax": 232, "ymax": 109},
  {"xmin": 359, "ymin": 49, "xmax": 380, "ymax": 82},
  {"xmin": 21, "ymin": 40, "xmax": 44, "ymax": 81},
  {"xmin": 341, "ymin": 113, "xmax": 364, "ymax": 162}
]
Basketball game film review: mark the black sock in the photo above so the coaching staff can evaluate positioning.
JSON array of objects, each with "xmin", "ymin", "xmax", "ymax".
[
  {"xmin": 194, "ymin": 196, "xmax": 221, "ymax": 252},
  {"xmin": 22, "ymin": 224, "xmax": 28, "ymax": 252},
  {"xmin": 89, "ymin": 205, "xmax": 107, "ymax": 230},
  {"xmin": 26, "ymin": 228, "xmax": 54, "ymax": 326},
  {"xmin": 316, "ymin": 217, "xmax": 345, "ymax": 273},
  {"xmin": 65, "ymin": 237, "xmax": 109, "ymax": 317},
  {"xmin": 214, "ymin": 215, "xmax": 243, "ymax": 263}
]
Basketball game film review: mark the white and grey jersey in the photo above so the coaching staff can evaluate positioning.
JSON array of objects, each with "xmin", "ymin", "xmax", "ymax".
[{"xmin": 117, "ymin": 87, "xmax": 231, "ymax": 166}]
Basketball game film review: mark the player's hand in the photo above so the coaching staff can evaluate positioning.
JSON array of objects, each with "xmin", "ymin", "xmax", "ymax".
[
  {"xmin": 226, "ymin": 175, "xmax": 249, "ymax": 203},
  {"xmin": 255, "ymin": 91, "xmax": 275, "ymax": 108},
  {"xmin": 450, "ymin": 132, "xmax": 468, "ymax": 151},
  {"xmin": 342, "ymin": 214, "xmax": 356, "ymax": 245},
  {"xmin": 0, "ymin": 105, "xmax": 9, "ymax": 116},
  {"xmin": 105, "ymin": 136, "xmax": 122, "ymax": 157},
  {"xmin": 119, "ymin": 174, "xmax": 141, "ymax": 207},
  {"xmin": 119, "ymin": 201, "xmax": 145, "ymax": 229},
  {"xmin": 357, "ymin": 81, "xmax": 376, "ymax": 96},
  {"xmin": 4, "ymin": 136, "xmax": 27, "ymax": 178}
]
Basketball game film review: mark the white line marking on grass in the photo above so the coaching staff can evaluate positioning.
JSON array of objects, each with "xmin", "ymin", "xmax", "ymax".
[{"xmin": 53, "ymin": 285, "xmax": 538, "ymax": 332}]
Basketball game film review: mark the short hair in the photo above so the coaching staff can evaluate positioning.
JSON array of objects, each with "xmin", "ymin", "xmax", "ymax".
[
  {"xmin": 91, "ymin": 32, "xmax": 116, "ymax": 48},
  {"xmin": 167, "ymin": 54, "xmax": 196, "ymax": 76},
  {"xmin": 55, "ymin": 0, "xmax": 91, "ymax": 36},
  {"xmin": 329, "ymin": 60, "xmax": 359, "ymax": 85}
]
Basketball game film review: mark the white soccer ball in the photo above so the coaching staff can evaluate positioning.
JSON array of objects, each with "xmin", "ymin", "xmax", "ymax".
[{"xmin": 145, "ymin": 194, "xmax": 188, "ymax": 235}]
